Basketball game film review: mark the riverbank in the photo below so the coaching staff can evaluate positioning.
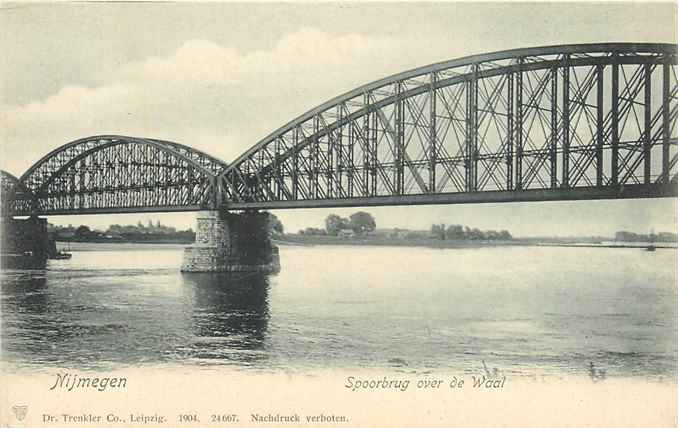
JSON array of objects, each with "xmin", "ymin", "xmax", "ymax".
[
  {"xmin": 275, "ymin": 234, "xmax": 526, "ymax": 249},
  {"xmin": 54, "ymin": 237, "xmax": 678, "ymax": 252},
  {"xmin": 56, "ymin": 241, "xmax": 187, "ymax": 251},
  {"xmin": 274, "ymin": 234, "xmax": 678, "ymax": 250},
  {"xmin": 55, "ymin": 238, "xmax": 193, "ymax": 244}
]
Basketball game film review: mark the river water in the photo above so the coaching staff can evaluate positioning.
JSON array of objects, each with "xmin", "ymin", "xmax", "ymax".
[{"xmin": 1, "ymin": 243, "xmax": 676, "ymax": 379}]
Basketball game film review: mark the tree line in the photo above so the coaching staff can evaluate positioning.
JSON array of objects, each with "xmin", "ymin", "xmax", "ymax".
[
  {"xmin": 300, "ymin": 211, "xmax": 377, "ymax": 236},
  {"xmin": 48, "ymin": 220, "xmax": 196, "ymax": 242},
  {"xmin": 615, "ymin": 230, "xmax": 678, "ymax": 242},
  {"xmin": 430, "ymin": 224, "xmax": 512, "ymax": 241}
]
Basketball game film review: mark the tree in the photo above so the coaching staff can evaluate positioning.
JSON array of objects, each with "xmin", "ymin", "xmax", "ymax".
[
  {"xmin": 468, "ymin": 228, "xmax": 485, "ymax": 240},
  {"xmin": 485, "ymin": 230, "xmax": 500, "ymax": 240},
  {"xmin": 499, "ymin": 230, "xmax": 512, "ymax": 240},
  {"xmin": 325, "ymin": 214, "xmax": 348, "ymax": 236},
  {"xmin": 446, "ymin": 224, "xmax": 464, "ymax": 240},
  {"xmin": 303, "ymin": 227, "xmax": 326, "ymax": 235},
  {"xmin": 268, "ymin": 213, "xmax": 284, "ymax": 235},
  {"xmin": 74, "ymin": 225, "xmax": 92, "ymax": 239},
  {"xmin": 349, "ymin": 211, "xmax": 376, "ymax": 234},
  {"xmin": 405, "ymin": 231, "xmax": 422, "ymax": 240},
  {"xmin": 431, "ymin": 224, "xmax": 446, "ymax": 240}
]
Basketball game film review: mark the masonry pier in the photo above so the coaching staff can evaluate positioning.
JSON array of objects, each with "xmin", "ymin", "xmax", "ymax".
[
  {"xmin": 0, "ymin": 215, "xmax": 55, "ymax": 269},
  {"xmin": 181, "ymin": 210, "xmax": 280, "ymax": 273}
]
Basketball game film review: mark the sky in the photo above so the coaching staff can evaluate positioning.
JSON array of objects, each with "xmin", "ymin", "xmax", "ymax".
[{"xmin": 1, "ymin": 2, "xmax": 677, "ymax": 236}]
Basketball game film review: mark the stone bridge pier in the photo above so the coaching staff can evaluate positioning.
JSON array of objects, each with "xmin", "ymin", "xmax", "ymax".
[
  {"xmin": 0, "ymin": 215, "xmax": 54, "ymax": 269},
  {"xmin": 181, "ymin": 210, "xmax": 280, "ymax": 273}
]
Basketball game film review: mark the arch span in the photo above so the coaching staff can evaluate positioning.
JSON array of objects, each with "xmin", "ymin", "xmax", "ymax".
[
  {"xmin": 220, "ymin": 42, "xmax": 678, "ymax": 208},
  {"xmin": 18, "ymin": 136, "xmax": 224, "ymax": 215},
  {"xmin": 21, "ymin": 135, "xmax": 226, "ymax": 191},
  {"xmin": 1, "ymin": 170, "xmax": 35, "ymax": 215}
]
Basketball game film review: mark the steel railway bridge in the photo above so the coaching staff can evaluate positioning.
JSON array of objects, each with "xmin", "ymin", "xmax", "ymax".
[{"xmin": 3, "ymin": 43, "xmax": 678, "ymax": 217}]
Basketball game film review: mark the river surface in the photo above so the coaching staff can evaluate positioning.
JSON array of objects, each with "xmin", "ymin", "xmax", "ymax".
[{"xmin": 1, "ymin": 243, "xmax": 676, "ymax": 379}]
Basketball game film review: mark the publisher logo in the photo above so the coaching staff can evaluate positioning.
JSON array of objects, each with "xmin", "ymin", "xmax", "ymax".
[{"xmin": 11, "ymin": 405, "xmax": 28, "ymax": 421}]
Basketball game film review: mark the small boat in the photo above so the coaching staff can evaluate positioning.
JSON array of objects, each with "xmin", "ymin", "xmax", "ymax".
[
  {"xmin": 52, "ymin": 251, "xmax": 72, "ymax": 260},
  {"xmin": 51, "ymin": 242, "xmax": 72, "ymax": 260},
  {"xmin": 646, "ymin": 245, "xmax": 656, "ymax": 252}
]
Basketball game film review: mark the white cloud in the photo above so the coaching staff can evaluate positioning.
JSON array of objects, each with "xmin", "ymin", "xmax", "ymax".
[{"xmin": 119, "ymin": 39, "xmax": 242, "ymax": 85}]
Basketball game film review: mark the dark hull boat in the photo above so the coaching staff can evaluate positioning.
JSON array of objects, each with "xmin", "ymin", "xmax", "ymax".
[{"xmin": 52, "ymin": 251, "xmax": 72, "ymax": 260}]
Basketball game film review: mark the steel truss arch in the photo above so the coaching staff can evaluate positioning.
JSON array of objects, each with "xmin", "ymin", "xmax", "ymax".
[
  {"xmin": 220, "ymin": 42, "xmax": 678, "ymax": 208},
  {"xmin": 17, "ymin": 136, "xmax": 221, "ymax": 215},
  {"xmin": 1, "ymin": 170, "xmax": 35, "ymax": 215},
  {"xmin": 20, "ymin": 135, "xmax": 226, "ymax": 191}
]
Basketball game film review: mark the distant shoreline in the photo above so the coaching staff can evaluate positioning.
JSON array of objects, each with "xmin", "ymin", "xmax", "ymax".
[
  {"xmin": 274, "ymin": 236, "xmax": 522, "ymax": 249},
  {"xmin": 54, "ymin": 237, "xmax": 678, "ymax": 251},
  {"xmin": 55, "ymin": 238, "xmax": 193, "ymax": 245},
  {"xmin": 55, "ymin": 241, "xmax": 188, "ymax": 252},
  {"xmin": 273, "ymin": 235, "xmax": 678, "ymax": 250}
]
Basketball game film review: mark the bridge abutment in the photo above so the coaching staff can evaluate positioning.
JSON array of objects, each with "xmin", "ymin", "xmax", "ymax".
[
  {"xmin": 181, "ymin": 210, "xmax": 280, "ymax": 273},
  {"xmin": 1, "ymin": 215, "xmax": 54, "ymax": 269}
]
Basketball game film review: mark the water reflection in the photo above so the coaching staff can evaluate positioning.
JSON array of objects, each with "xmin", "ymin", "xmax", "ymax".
[
  {"xmin": 2, "ymin": 244, "xmax": 677, "ymax": 378},
  {"xmin": 0, "ymin": 270, "xmax": 60, "ymax": 365},
  {"xmin": 1, "ymin": 268, "xmax": 273, "ymax": 369},
  {"xmin": 179, "ymin": 272, "xmax": 271, "ymax": 364},
  {"xmin": 1, "ymin": 269, "xmax": 48, "ymax": 296}
]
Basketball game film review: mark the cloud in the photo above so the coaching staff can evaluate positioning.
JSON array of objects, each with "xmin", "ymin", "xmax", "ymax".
[
  {"xmin": 119, "ymin": 39, "xmax": 242, "ymax": 85},
  {"xmin": 1, "ymin": 28, "xmax": 443, "ymax": 177}
]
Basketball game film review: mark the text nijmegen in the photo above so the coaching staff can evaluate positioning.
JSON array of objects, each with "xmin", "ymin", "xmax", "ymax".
[{"xmin": 49, "ymin": 373, "xmax": 127, "ymax": 392}]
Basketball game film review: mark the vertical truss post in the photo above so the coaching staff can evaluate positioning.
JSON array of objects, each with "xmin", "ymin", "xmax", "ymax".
[
  {"xmin": 465, "ymin": 75, "xmax": 471, "ymax": 191},
  {"xmin": 516, "ymin": 58, "xmax": 524, "ymax": 190},
  {"xmin": 662, "ymin": 56, "xmax": 671, "ymax": 184},
  {"xmin": 363, "ymin": 93, "xmax": 370, "ymax": 196},
  {"xmin": 292, "ymin": 126, "xmax": 299, "ymax": 200},
  {"xmin": 507, "ymin": 71, "xmax": 514, "ymax": 190},
  {"xmin": 209, "ymin": 176, "xmax": 218, "ymax": 209},
  {"xmin": 337, "ymin": 104, "xmax": 344, "ymax": 198},
  {"xmin": 79, "ymin": 168, "xmax": 85, "ymax": 209},
  {"xmin": 327, "ymin": 115, "xmax": 334, "ymax": 198},
  {"xmin": 312, "ymin": 115, "xmax": 319, "ymax": 199},
  {"xmin": 561, "ymin": 54, "xmax": 570, "ymax": 188},
  {"xmin": 473, "ymin": 64, "xmax": 479, "ymax": 192},
  {"xmin": 644, "ymin": 63, "xmax": 652, "ymax": 184},
  {"xmin": 395, "ymin": 81, "xmax": 404, "ymax": 195},
  {"xmin": 611, "ymin": 57, "xmax": 620, "ymax": 185},
  {"xmin": 371, "ymin": 104, "xmax": 378, "ymax": 196},
  {"xmin": 349, "ymin": 122, "xmax": 355, "ymax": 199},
  {"xmin": 550, "ymin": 65, "xmax": 558, "ymax": 188},
  {"xmin": 186, "ymin": 163, "xmax": 193, "ymax": 203},
  {"xmin": 429, "ymin": 71, "xmax": 437, "ymax": 193},
  {"xmin": 259, "ymin": 150, "xmax": 268, "ymax": 201},
  {"xmin": 596, "ymin": 64, "xmax": 604, "ymax": 186},
  {"xmin": 466, "ymin": 63, "xmax": 478, "ymax": 192},
  {"xmin": 349, "ymin": 120, "xmax": 355, "ymax": 197},
  {"xmin": 216, "ymin": 174, "xmax": 224, "ymax": 209},
  {"xmin": 274, "ymin": 139, "xmax": 281, "ymax": 200},
  {"xmin": 69, "ymin": 172, "xmax": 76, "ymax": 211}
]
